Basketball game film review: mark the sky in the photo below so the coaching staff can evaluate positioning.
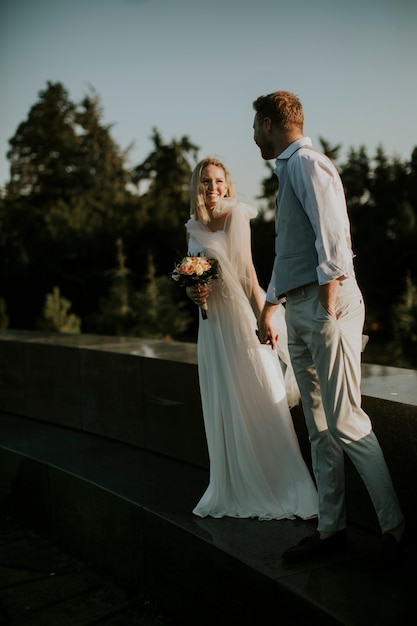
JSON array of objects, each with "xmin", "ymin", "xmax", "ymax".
[{"xmin": 0, "ymin": 0, "xmax": 416, "ymax": 205}]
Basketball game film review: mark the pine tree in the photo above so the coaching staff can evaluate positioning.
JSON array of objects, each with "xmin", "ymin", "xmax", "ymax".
[
  {"xmin": 391, "ymin": 274, "xmax": 417, "ymax": 367},
  {"xmin": 131, "ymin": 253, "xmax": 191, "ymax": 340},
  {"xmin": 7, "ymin": 82, "xmax": 78, "ymax": 200},
  {"xmin": 2, "ymin": 81, "xmax": 139, "ymax": 329},
  {"xmin": 93, "ymin": 238, "xmax": 136, "ymax": 336},
  {"xmin": 0, "ymin": 299, "xmax": 9, "ymax": 329},
  {"xmin": 130, "ymin": 129, "xmax": 199, "ymax": 279},
  {"xmin": 37, "ymin": 286, "xmax": 81, "ymax": 333}
]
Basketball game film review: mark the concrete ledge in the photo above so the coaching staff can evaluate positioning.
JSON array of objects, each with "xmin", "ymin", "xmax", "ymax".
[
  {"xmin": 0, "ymin": 331, "xmax": 208, "ymax": 468},
  {"xmin": 1, "ymin": 330, "xmax": 416, "ymax": 528},
  {"xmin": 1, "ymin": 413, "xmax": 415, "ymax": 626},
  {"xmin": 0, "ymin": 331, "xmax": 417, "ymax": 624}
]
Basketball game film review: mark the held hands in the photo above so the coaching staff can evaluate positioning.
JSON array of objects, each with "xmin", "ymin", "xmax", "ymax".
[
  {"xmin": 257, "ymin": 303, "xmax": 279, "ymax": 350},
  {"xmin": 256, "ymin": 324, "xmax": 278, "ymax": 349}
]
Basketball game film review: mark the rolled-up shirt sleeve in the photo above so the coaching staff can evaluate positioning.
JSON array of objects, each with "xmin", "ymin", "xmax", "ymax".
[
  {"xmin": 289, "ymin": 153, "xmax": 354, "ymax": 284},
  {"xmin": 266, "ymin": 268, "xmax": 278, "ymax": 303},
  {"xmin": 266, "ymin": 268, "xmax": 286, "ymax": 305}
]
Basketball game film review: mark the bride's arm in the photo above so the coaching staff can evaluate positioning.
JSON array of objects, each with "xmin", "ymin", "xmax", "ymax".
[{"xmin": 249, "ymin": 262, "xmax": 264, "ymax": 320}]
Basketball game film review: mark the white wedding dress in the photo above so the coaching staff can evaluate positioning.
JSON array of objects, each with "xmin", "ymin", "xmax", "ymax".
[{"xmin": 186, "ymin": 200, "xmax": 318, "ymax": 521}]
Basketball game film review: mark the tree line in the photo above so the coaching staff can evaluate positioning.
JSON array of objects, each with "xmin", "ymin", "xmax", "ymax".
[{"xmin": 1, "ymin": 82, "xmax": 416, "ymax": 368}]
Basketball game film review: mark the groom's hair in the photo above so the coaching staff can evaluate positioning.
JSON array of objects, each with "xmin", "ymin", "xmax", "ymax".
[{"xmin": 253, "ymin": 91, "xmax": 304, "ymax": 131}]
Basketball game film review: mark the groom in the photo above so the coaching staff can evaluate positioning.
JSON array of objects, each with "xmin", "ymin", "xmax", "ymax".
[{"xmin": 253, "ymin": 90, "xmax": 404, "ymax": 566}]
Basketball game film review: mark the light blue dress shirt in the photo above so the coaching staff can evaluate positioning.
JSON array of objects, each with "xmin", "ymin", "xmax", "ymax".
[{"xmin": 266, "ymin": 137, "xmax": 355, "ymax": 304}]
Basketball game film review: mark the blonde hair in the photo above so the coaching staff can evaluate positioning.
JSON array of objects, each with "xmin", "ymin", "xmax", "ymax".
[
  {"xmin": 253, "ymin": 91, "xmax": 304, "ymax": 131},
  {"xmin": 190, "ymin": 157, "xmax": 237, "ymax": 224}
]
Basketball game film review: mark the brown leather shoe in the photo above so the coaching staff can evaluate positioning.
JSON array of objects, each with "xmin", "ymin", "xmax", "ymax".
[{"xmin": 282, "ymin": 530, "xmax": 348, "ymax": 562}]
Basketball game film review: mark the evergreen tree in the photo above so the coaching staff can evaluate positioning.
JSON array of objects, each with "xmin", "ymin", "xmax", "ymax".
[
  {"xmin": 6, "ymin": 82, "xmax": 79, "ymax": 201},
  {"xmin": 404, "ymin": 147, "xmax": 417, "ymax": 283},
  {"xmin": 3, "ymin": 80, "xmax": 417, "ymax": 367},
  {"xmin": 74, "ymin": 89, "xmax": 135, "ymax": 232},
  {"xmin": 93, "ymin": 243, "xmax": 192, "ymax": 339},
  {"xmin": 0, "ymin": 299, "xmax": 9, "ymax": 329},
  {"xmin": 130, "ymin": 128, "xmax": 199, "ymax": 278},
  {"xmin": 36, "ymin": 286, "xmax": 81, "ymax": 333},
  {"xmin": 318, "ymin": 137, "xmax": 342, "ymax": 161},
  {"xmin": 256, "ymin": 161, "xmax": 277, "ymax": 217},
  {"xmin": 93, "ymin": 238, "xmax": 136, "ymax": 336},
  {"xmin": 1, "ymin": 81, "xmax": 139, "ymax": 329},
  {"xmin": 391, "ymin": 274, "xmax": 417, "ymax": 367},
  {"xmin": 131, "ymin": 253, "xmax": 192, "ymax": 340}
]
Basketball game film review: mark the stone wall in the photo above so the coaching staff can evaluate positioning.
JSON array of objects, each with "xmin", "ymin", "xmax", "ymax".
[{"xmin": 1, "ymin": 330, "xmax": 416, "ymax": 529}]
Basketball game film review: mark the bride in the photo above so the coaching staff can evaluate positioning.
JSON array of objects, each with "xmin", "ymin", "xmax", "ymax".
[{"xmin": 185, "ymin": 157, "xmax": 318, "ymax": 521}]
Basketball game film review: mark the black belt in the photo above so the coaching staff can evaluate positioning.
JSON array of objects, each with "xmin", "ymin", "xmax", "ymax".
[{"xmin": 278, "ymin": 281, "xmax": 318, "ymax": 300}]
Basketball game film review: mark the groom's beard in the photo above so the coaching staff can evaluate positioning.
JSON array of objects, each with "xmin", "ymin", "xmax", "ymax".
[{"xmin": 259, "ymin": 138, "xmax": 276, "ymax": 161}]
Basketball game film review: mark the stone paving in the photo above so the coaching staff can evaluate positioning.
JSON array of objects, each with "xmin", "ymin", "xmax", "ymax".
[{"xmin": 0, "ymin": 513, "xmax": 174, "ymax": 626}]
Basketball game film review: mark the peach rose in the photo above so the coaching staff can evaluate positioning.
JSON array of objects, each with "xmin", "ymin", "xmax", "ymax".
[{"xmin": 179, "ymin": 258, "xmax": 196, "ymax": 275}]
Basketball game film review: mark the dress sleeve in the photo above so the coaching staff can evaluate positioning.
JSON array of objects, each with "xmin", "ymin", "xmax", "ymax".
[{"xmin": 227, "ymin": 202, "xmax": 258, "ymax": 298}]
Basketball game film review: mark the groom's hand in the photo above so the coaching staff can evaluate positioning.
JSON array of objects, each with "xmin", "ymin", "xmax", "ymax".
[
  {"xmin": 257, "ymin": 302, "xmax": 279, "ymax": 349},
  {"xmin": 318, "ymin": 277, "xmax": 346, "ymax": 319}
]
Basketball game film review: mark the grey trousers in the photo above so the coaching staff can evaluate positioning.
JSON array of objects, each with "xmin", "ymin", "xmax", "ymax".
[{"xmin": 285, "ymin": 278, "xmax": 403, "ymax": 533}]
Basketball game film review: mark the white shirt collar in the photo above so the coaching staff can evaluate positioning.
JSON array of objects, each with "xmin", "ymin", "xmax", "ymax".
[{"xmin": 276, "ymin": 136, "xmax": 313, "ymax": 162}]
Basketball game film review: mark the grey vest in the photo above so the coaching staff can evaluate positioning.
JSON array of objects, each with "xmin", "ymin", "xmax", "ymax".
[{"xmin": 274, "ymin": 147, "xmax": 320, "ymax": 297}]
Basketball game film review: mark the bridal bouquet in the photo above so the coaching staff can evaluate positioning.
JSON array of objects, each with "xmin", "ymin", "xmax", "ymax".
[{"xmin": 171, "ymin": 253, "xmax": 219, "ymax": 320}]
